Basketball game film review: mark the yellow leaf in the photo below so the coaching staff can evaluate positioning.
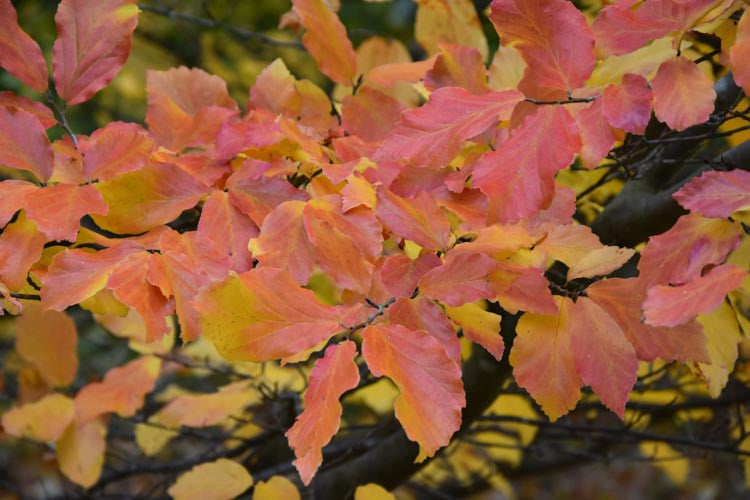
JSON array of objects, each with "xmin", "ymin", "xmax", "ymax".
[
  {"xmin": 415, "ymin": 0, "xmax": 488, "ymax": 61},
  {"xmin": 690, "ymin": 301, "xmax": 743, "ymax": 397},
  {"xmin": 168, "ymin": 458, "xmax": 253, "ymax": 500},
  {"xmin": 252, "ymin": 475, "xmax": 300, "ymax": 500},
  {"xmin": 444, "ymin": 302, "xmax": 504, "ymax": 361},
  {"xmin": 56, "ymin": 417, "xmax": 107, "ymax": 488},
  {"xmin": 354, "ymin": 484, "xmax": 395, "ymax": 500},
  {"xmin": 135, "ymin": 420, "xmax": 178, "ymax": 456},
  {"xmin": 1, "ymin": 393, "xmax": 74, "ymax": 441}
]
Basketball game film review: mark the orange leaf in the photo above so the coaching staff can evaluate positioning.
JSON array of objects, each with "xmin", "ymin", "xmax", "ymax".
[
  {"xmin": 0, "ymin": 211, "xmax": 46, "ymax": 290},
  {"xmin": 473, "ymin": 106, "xmax": 581, "ymax": 224},
  {"xmin": 375, "ymin": 186, "xmax": 452, "ymax": 251},
  {"xmin": 286, "ymin": 341, "xmax": 360, "ymax": 485},
  {"xmin": 159, "ymin": 230, "xmax": 231, "ymax": 341},
  {"xmin": 0, "ymin": 0, "xmax": 48, "ymax": 92},
  {"xmin": 157, "ymin": 382, "xmax": 258, "ymax": 428},
  {"xmin": 24, "ymin": 183, "xmax": 108, "ymax": 242},
  {"xmin": 644, "ymin": 264, "xmax": 747, "ymax": 327},
  {"xmin": 302, "ymin": 198, "xmax": 383, "ymax": 293},
  {"xmin": 342, "ymin": 86, "xmax": 405, "ymax": 143},
  {"xmin": 74, "ymin": 355, "xmax": 161, "ymax": 422},
  {"xmin": 424, "ymin": 43, "xmax": 490, "ymax": 95},
  {"xmin": 731, "ymin": 9, "xmax": 750, "ymax": 94},
  {"xmin": 92, "ymin": 161, "xmax": 210, "ymax": 234},
  {"xmin": 226, "ymin": 167, "xmax": 309, "ymax": 227},
  {"xmin": 374, "ymin": 87, "xmax": 523, "ymax": 169},
  {"xmin": 82, "ymin": 122, "xmax": 155, "ymax": 181},
  {"xmin": 52, "ymin": 0, "xmax": 139, "ymax": 105},
  {"xmin": 420, "ymin": 252, "xmax": 499, "ymax": 306},
  {"xmin": 248, "ymin": 201, "xmax": 317, "ymax": 285},
  {"xmin": 292, "ymin": 0, "xmax": 357, "ymax": 85},
  {"xmin": 489, "ymin": 0, "xmax": 595, "ymax": 91},
  {"xmin": 197, "ymin": 190, "xmax": 258, "ymax": 273},
  {"xmin": 510, "ymin": 297, "xmax": 582, "ymax": 421},
  {"xmin": 0, "ymin": 107, "xmax": 53, "ymax": 181},
  {"xmin": 379, "ymin": 253, "xmax": 441, "ymax": 299},
  {"xmin": 146, "ymin": 67, "xmax": 238, "ymax": 151},
  {"xmin": 16, "ymin": 303, "xmax": 78, "ymax": 387},
  {"xmin": 0, "ymin": 92, "xmax": 55, "ymax": 129},
  {"xmin": 195, "ymin": 269, "xmax": 350, "ymax": 362},
  {"xmin": 362, "ymin": 323, "xmax": 465, "ymax": 461},
  {"xmin": 1, "ymin": 393, "xmax": 74, "ymax": 441},
  {"xmin": 574, "ymin": 98, "xmax": 620, "ymax": 169},
  {"xmin": 387, "ymin": 297, "xmax": 461, "ymax": 365},
  {"xmin": 587, "ymin": 277, "xmax": 708, "ymax": 363},
  {"xmin": 0, "ymin": 180, "xmax": 37, "ymax": 228},
  {"xmin": 489, "ymin": 262, "xmax": 557, "ymax": 315},
  {"xmin": 56, "ymin": 417, "xmax": 107, "ymax": 488},
  {"xmin": 168, "ymin": 459, "xmax": 253, "ymax": 500},
  {"xmin": 569, "ymin": 297, "xmax": 638, "ymax": 418},
  {"xmin": 651, "ymin": 57, "xmax": 716, "ymax": 131},
  {"xmin": 106, "ymin": 252, "xmax": 174, "ymax": 342},
  {"xmin": 41, "ymin": 242, "xmax": 143, "ymax": 311}
]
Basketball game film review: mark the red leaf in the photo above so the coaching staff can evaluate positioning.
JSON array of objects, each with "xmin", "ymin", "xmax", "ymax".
[
  {"xmin": 24, "ymin": 184, "xmax": 108, "ymax": 242},
  {"xmin": 673, "ymin": 169, "xmax": 750, "ymax": 218},
  {"xmin": 362, "ymin": 323, "xmax": 465, "ymax": 461},
  {"xmin": 489, "ymin": 0, "xmax": 595, "ymax": 91},
  {"xmin": 197, "ymin": 191, "xmax": 258, "ymax": 273},
  {"xmin": 638, "ymin": 214, "xmax": 741, "ymax": 287},
  {"xmin": 379, "ymin": 253, "xmax": 441, "ymax": 299},
  {"xmin": 0, "ymin": 92, "xmax": 56, "ymax": 129},
  {"xmin": 569, "ymin": 297, "xmax": 638, "ymax": 418},
  {"xmin": 574, "ymin": 98, "xmax": 620, "ymax": 169},
  {"xmin": 419, "ymin": 252, "xmax": 499, "ymax": 306},
  {"xmin": 226, "ymin": 165, "xmax": 309, "ymax": 227},
  {"xmin": 0, "ymin": 180, "xmax": 37, "ymax": 228},
  {"xmin": 643, "ymin": 264, "xmax": 747, "ymax": 327},
  {"xmin": 651, "ymin": 57, "xmax": 716, "ymax": 131},
  {"xmin": 82, "ymin": 122, "xmax": 155, "ymax": 181},
  {"xmin": 53, "ymin": 0, "xmax": 139, "ymax": 105},
  {"xmin": 587, "ymin": 277, "xmax": 708, "ymax": 363},
  {"xmin": 286, "ymin": 341, "xmax": 360, "ymax": 485},
  {"xmin": 489, "ymin": 262, "xmax": 557, "ymax": 315},
  {"xmin": 375, "ymin": 186, "xmax": 452, "ymax": 251},
  {"xmin": 375, "ymin": 87, "xmax": 523, "ymax": 168},
  {"xmin": 0, "ymin": 0, "xmax": 48, "ymax": 92},
  {"xmin": 473, "ymin": 106, "xmax": 581, "ymax": 224},
  {"xmin": 0, "ymin": 107, "xmax": 54, "ymax": 181},
  {"xmin": 292, "ymin": 0, "xmax": 357, "ymax": 85},
  {"xmin": 602, "ymin": 73, "xmax": 653, "ymax": 135},
  {"xmin": 342, "ymin": 86, "xmax": 405, "ymax": 143},
  {"xmin": 387, "ymin": 297, "xmax": 461, "ymax": 365}
]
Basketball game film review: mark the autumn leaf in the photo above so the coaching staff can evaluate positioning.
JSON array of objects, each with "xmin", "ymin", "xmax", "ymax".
[
  {"xmin": 415, "ymin": 0, "xmax": 489, "ymax": 61},
  {"xmin": 74, "ymin": 355, "xmax": 161, "ymax": 422},
  {"xmin": 643, "ymin": 264, "xmax": 747, "ymax": 327},
  {"xmin": 374, "ymin": 87, "xmax": 523, "ymax": 169},
  {"xmin": 24, "ymin": 183, "xmax": 108, "ymax": 242},
  {"xmin": 444, "ymin": 302, "xmax": 504, "ymax": 361},
  {"xmin": 489, "ymin": 0, "xmax": 595, "ymax": 91},
  {"xmin": 286, "ymin": 341, "xmax": 360, "ymax": 485},
  {"xmin": 379, "ymin": 253, "xmax": 441, "ymax": 299},
  {"xmin": 673, "ymin": 169, "xmax": 750, "ymax": 218},
  {"xmin": 195, "ymin": 269, "xmax": 352, "ymax": 362},
  {"xmin": 168, "ymin": 459, "xmax": 253, "ymax": 500},
  {"xmin": 362, "ymin": 323, "xmax": 465, "ymax": 461},
  {"xmin": 387, "ymin": 297, "xmax": 461, "ymax": 365},
  {"xmin": 1, "ymin": 393, "xmax": 75, "ymax": 441},
  {"xmin": 56, "ymin": 417, "xmax": 107, "ymax": 488},
  {"xmin": 602, "ymin": 73, "xmax": 653, "ymax": 135},
  {"xmin": 0, "ymin": 107, "xmax": 54, "ymax": 181},
  {"xmin": 82, "ymin": 122, "xmax": 155, "ymax": 181},
  {"xmin": 731, "ymin": 9, "xmax": 750, "ymax": 94},
  {"xmin": 0, "ymin": 0, "xmax": 48, "ymax": 92},
  {"xmin": 510, "ymin": 297, "xmax": 582, "ymax": 421},
  {"xmin": 0, "ymin": 211, "xmax": 46, "ymax": 290},
  {"xmin": 15, "ymin": 303, "xmax": 78, "ymax": 387},
  {"xmin": 292, "ymin": 0, "xmax": 357, "ymax": 85},
  {"xmin": 53, "ymin": 0, "xmax": 139, "ymax": 105},
  {"xmin": 651, "ymin": 57, "xmax": 716, "ymax": 131},
  {"xmin": 253, "ymin": 476, "xmax": 300, "ymax": 500}
]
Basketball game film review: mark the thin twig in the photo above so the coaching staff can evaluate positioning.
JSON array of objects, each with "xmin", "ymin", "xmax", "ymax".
[
  {"xmin": 524, "ymin": 96, "xmax": 597, "ymax": 106},
  {"xmin": 45, "ymin": 91, "xmax": 78, "ymax": 148},
  {"xmin": 138, "ymin": 3, "xmax": 304, "ymax": 49}
]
